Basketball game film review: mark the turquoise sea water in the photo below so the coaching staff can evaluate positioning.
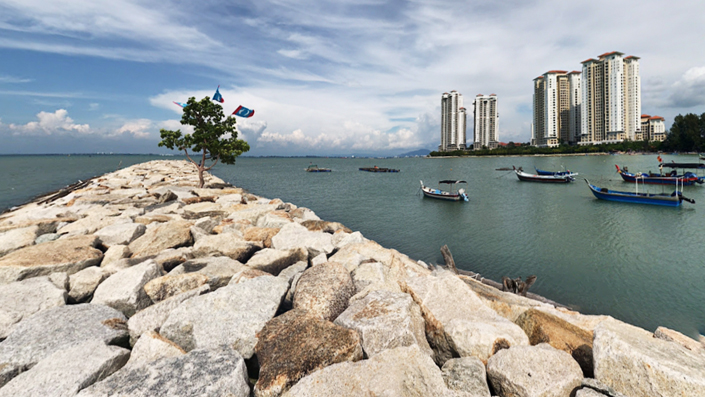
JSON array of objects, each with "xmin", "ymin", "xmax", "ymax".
[{"xmin": 1, "ymin": 154, "xmax": 703, "ymax": 338}]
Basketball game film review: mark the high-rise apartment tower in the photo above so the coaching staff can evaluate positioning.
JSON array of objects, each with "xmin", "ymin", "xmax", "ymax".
[
  {"xmin": 532, "ymin": 71, "xmax": 581, "ymax": 147},
  {"xmin": 439, "ymin": 91, "xmax": 467, "ymax": 152},
  {"xmin": 473, "ymin": 94, "xmax": 499, "ymax": 150}
]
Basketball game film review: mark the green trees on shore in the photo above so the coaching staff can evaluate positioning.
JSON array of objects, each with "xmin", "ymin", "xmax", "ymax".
[
  {"xmin": 159, "ymin": 97, "xmax": 250, "ymax": 188},
  {"xmin": 431, "ymin": 112, "xmax": 705, "ymax": 157}
]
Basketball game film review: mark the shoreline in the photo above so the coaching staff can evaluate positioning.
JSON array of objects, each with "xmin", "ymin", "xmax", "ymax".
[{"xmin": 0, "ymin": 159, "xmax": 703, "ymax": 396}]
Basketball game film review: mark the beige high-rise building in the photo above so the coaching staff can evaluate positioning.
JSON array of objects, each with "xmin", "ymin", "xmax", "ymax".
[
  {"xmin": 580, "ymin": 51, "xmax": 641, "ymax": 145},
  {"xmin": 473, "ymin": 94, "xmax": 499, "ymax": 150},
  {"xmin": 640, "ymin": 114, "xmax": 666, "ymax": 142},
  {"xmin": 439, "ymin": 91, "xmax": 466, "ymax": 151},
  {"xmin": 532, "ymin": 70, "xmax": 580, "ymax": 147}
]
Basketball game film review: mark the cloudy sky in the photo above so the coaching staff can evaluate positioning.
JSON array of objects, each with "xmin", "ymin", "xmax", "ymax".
[{"xmin": 1, "ymin": 1, "xmax": 704, "ymax": 156}]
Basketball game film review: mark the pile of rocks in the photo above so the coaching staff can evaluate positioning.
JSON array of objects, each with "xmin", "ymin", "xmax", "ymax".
[{"xmin": 0, "ymin": 160, "xmax": 703, "ymax": 397}]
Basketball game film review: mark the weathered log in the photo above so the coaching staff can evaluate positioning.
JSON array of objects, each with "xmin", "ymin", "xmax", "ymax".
[{"xmin": 440, "ymin": 245, "xmax": 459, "ymax": 275}]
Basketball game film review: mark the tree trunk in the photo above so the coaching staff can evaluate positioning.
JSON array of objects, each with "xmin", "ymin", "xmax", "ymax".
[{"xmin": 197, "ymin": 166, "xmax": 205, "ymax": 188}]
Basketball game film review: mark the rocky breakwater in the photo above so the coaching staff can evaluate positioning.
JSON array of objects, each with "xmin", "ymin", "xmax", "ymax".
[{"xmin": 0, "ymin": 159, "xmax": 703, "ymax": 397}]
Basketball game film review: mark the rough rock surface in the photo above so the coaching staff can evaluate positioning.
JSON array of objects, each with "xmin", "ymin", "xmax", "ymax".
[
  {"xmin": 243, "ymin": 227, "xmax": 279, "ymax": 248},
  {"xmin": 271, "ymin": 222, "xmax": 334, "ymax": 257},
  {"xmin": 125, "ymin": 330, "xmax": 185, "ymax": 368},
  {"xmin": 94, "ymin": 222, "xmax": 146, "ymax": 247},
  {"xmin": 515, "ymin": 308, "xmax": 594, "ymax": 377},
  {"xmin": 168, "ymin": 255, "xmax": 246, "ymax": 289},
  {"xmin": 246, "ymin": 247, "xmax": 308, "ymax": 276},
  {"xmin": 143, "ymin": 273, "xmax": 208, "ymax": 302},
  {"xmin": 229, "ymin": 268, "xmax": 271, "ymax": 284},
  {"xmin": 254, "ymin": 309, "xmax": 363, "ymax": 397},
  {"xmin": 282, "ymin": 345, "xmax": 454, "ymax": 397},
  {"xmin": 127, "ymin": 284, "xmax": 209, "ymax": 345},
  {"xmin": 91, "ymin": 259, "xmax": 162, "ymax": 317},
  {"xmin": 654, "ymin": 326, "xmax": 703, "ymax": 351},
  {"xmin": 68, "ymin": 266, "xmax": 109, "ymax": 303},
  {"xmin": 100, "ymin": 244, "xmax": 131, "ymax": 269},
  {"xmin": 334, "ymin": 289, "xmax": 432, "ymax": 358},
  {"xmin": 192, "ymin": 232, "xmax": 260, "ymax": 262},
  {"xmin": 293, "ymin": 261, "xmax": 355, "ymax": 321},
  {"xmin": 593, "ymin": 317, "xmax": 705, "ymax": 397},
  {"xmin": 441, "ymin": 357, "xmax": 491, "ymax": 397},
  {"xmin": 0, "ymin": 340, "xmax": 130, "ymax": 397},
  {"xmin": 77, "ymin": 346, "xmax": 250, "ymax": 397},
  {"xmin": 128, "ymin": 219, "xmax": 193, "ymax": 258},
  {"xmin": 0, "ymin": 276, "xmax": 67, "ymax": 339},
  {"xmin": 160, "ymin": 275, "xmax": 288, "ymax": 358},
  {"xmin": 0, "ymin": 304, "xmax": 128, "ymax": 387},
  {"xmin": 487, "ymin": 344, "xmax": 583, "ymax": 397},
  {"xmin": 0, "ymin": 225, "xmax": 39, "ymax": 257},
  {"xmin": 0, "ymin": 235, "xmax": 103, "ymax": 284},
  {"xmin": 402, "ymin": 270, "xmax": 529, "ymax": 365}
]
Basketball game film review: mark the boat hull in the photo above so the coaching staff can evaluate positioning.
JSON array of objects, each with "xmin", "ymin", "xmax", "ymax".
[
  {"xmin": 535, "ymin": 168, "xmax": 573, "ymax": 176},
  {"xmin": 585, "ymin": 181, "xmax": 683, "ymax": 207},
  {"xmin": 306, "ymin": 169, "xmax": 331, "ymax": 172},
  {"xmin": 360, "ymin": 167, "xmax": 399, "ymax": 173},
  {"xmin": 515, "ymin": 171, "xmax": 574, "ymax": 183},
  {"xmin": 420, "ymin": 186, "xmax": 468, "ymax": 202},
  {"xmin": 618, "ymin": 171, "xmax": 698, "ymax": 186}
]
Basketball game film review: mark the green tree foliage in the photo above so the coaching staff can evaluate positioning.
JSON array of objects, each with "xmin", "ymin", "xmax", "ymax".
[
  {"xmin": 661, "ymin": 113, "xmax": 705, "ymax": 152},
  {"xmin": 159, "ymin": 96, "xmax": 250, "ymax": 187}
]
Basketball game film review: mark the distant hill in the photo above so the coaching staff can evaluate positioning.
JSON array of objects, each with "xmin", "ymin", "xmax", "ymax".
[{"xmin": 398, "ymin": 149, "xmax": 431, "ymax": 157}]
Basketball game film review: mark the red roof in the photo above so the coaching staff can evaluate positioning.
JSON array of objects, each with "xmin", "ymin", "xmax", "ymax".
[
  {"xmin": 568, "ymin": 70, "xmax": 581, "ymax": 74},
  {"xmin": 546, "ymin": 70, "xmax": 567, "ymax": 74},
  {"xmin": 535, "ymin": 76, "xmax": 544, "ymax": 79},
  {"xmin": 490, "ymin": 93, "xmax": 496, "ymax": 96},
  {"xmin": 498, "ymin": 142, "xmax": 508, "ymax": 147},
  {"xmin": 641, "ymin": 114, "xmax": 650, "ymax": 118},
  {"xmin": 581, "ymin": 58, "xmax": 597, "ymax": 64},
  {"xmin": 650, "ymin": 116, "xmax": 664, "ymax": 120},
  {"xmin": 597, "ymin": 51, "xmax": 624, "ymax": 58},
  {"xmin": 624, "ymin": 55, "xmax": 640, "ymax": 60},
  {"xmin": 477, "ymin": 94, "xmax": 483, "ymax": 96}
]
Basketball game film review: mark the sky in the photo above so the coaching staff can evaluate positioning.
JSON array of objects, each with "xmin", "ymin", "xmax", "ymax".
[{"xmin": 1, "ymin": 1, "xmax": 705, "ymax": 156}]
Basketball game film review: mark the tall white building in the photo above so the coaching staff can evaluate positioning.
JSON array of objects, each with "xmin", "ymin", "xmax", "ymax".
[
  {"xmin": 439, "ymin": 91, "xmax": 467, "ymax": 151},
  {"xmin": 473, "ymin": 94, "xmax": 499, "ymax": 150},
  {"xmin": 568, "ymin": 71, "xmax": 582, "ymax": 144},
  {"xmin": 532, "ymin": 70, "xmax": 579, "ymax": 147},
  {"xmin": 580, "ymin": 51, "xmax": 641, "ymax": 145}
]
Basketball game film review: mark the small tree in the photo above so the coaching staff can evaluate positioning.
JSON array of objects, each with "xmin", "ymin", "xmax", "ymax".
[{"xmin": 159, "ymin": 96, "xmax": 250, "ymax": 188}]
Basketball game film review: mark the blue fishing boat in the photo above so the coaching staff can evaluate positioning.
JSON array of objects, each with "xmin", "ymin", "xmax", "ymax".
[
  {"xmin": 585, "ymin": 179, "xmax": 694, "ymax": 207},
  {"xmin": 420, "ymin": 180, "xmax": 469, "ymax": 202},
  {"xmin": 615, "ymin": 165, "xmax": 701, "ymax": 186},
  {"xmin": 514, "ymin": 166, "xmax": 575, "ymax": 183},
  {"xmin": 535, "ymin": 167, "xmax": 575, "ymax": 176}
]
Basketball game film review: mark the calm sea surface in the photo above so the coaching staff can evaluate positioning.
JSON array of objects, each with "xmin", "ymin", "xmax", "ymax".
[{"xmin": 1, "ymin": 154, "xmax": 703, "ymax": 338}]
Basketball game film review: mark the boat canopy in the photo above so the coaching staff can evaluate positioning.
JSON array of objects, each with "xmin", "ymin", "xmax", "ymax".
[
  {"xmin": 659, "ymin": 163, "xmax": 705, "ymax": 169},
  {"xmin": 438, "ymin": 180, "xmax": 467, "ymax": 184}
]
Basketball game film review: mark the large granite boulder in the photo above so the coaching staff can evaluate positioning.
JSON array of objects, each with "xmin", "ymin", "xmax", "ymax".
[
  {"xmin": 160, "ymin": 275, "xmax": 288, "ymax": 358},
  {"xmin": 486, "ymin": 344, "xmax": 583, "ymax": 397},
  {"xmin": 192, "ymin": 232, "xmax": 260, "ymax": 262},
  {"xmin": 654, "ymin": 326, "xmax": 704, "ymax": 352},
  {"xmin": 401, "ymin": 270, "xmax": 529, "ymax": 365},
  {"xmin": 168, "ymin": 255, "xmax": 246, "ymax": 289},
  {"xmin": 124, "ymin": 331, "xmax": 185, "ymax": 368},
  {"xmin": 0, "ymin": 276, "xmax": 67, "ymax": 339},
  {"xmin": 246, "ymin": 247, "xmax": 308, "ymax": 276},
  {"xmin": 515, "ymin": 308, "xmax": 594, "ymax": 377},
  {"xmin": 181, "ymin": 202, "xmax": 228, "ymax": 219},
  {"xmin": 0, "ymin": 225, "xmax": 40, "ymax": 257},
  {"xmin": 77, "ymin": 346, "xmax": 250, "ymax": 397},
  {"xmin": 243, "ymin": 227, "xmax": 280, "ymax": 248},
  {"xmin": 293, "ymin": 261, "xmax": 355, "ymax": 321},
  {"xmin": 143, "ymin": 273, "xmax": 209, "ymax": 302},
  {"xmin": 0, "ymin": 235, "xmax": 103, "ymax": 284},
  {"xmin": 256, "ymin": 211, "xmax": 293, "ymax": 228},
  {"xmin": 127, "ymin": 284, "xmax": 209, "ymax": 345},
  {"xmin": 334, "ymin": 289, "xmax": 432, "ymax": 358},
  {"xmin": 0, "ymin": 304, "xmax": 129, "ymax": 387},
  {"xmin": 94, "ymin": 222, "xmax": 146, "ymax": 247},
  {"xmin": 441, "ymin": 357, "xmax": 492, "ymax": 397},
  {"xmin": 593, "ymin": 317, "xmax": 705, "ymax": 397},
  {"xmin": 91, "ymin": 259, "xmax": 162, "ymax": 317},
  {"xmin": 68, "ymin": 266, "xmax": 109, "ymax": 303},
  {"xmin": 254, "ymin": 309, "xmax": 363, "ymax": 397},
  {"xmin": 282, "ymin": 345, "xmax": 454, "ymax": 397},
  {"xmin": 271, "ymin": 222, "xmax": 334, "ymax": 257},
  {"xmin": 128, "ymin": 219, "xmax": 193, "ymax": 258},
  {"xmin": 0, "ymin": 340, "xmax": 130, "ymax": 397},
  {"xmin": 100, "ymin": 244, "xmax": 131, "ymax": 269}
]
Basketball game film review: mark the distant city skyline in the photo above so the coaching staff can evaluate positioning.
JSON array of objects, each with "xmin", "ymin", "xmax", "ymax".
[{"xmin": 1, "ymin": 2, "xmax": 705, "ymax": 155}]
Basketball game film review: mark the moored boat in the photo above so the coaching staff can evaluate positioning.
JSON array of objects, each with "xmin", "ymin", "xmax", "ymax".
[
  {"xmin": 513, "ymin": 166, "xmax": 575, "ymax": 183},
  {"xmin": 535, "ymin": 167, "xmax": 574, "ymax": 176},
  {"xmin": 420, "ymin": 180, "xmax": 469, "ymax": 202},
  {"xmin": 305, "ymin": 164, "xmax": 331, "ymax": 172},
  {"xmin": 359, "ymin": 166, "xmax": 399, "ymax": 173},
  {"xmin": 615, "ymin": 165, "xmax": 701, "ymax": 186},
  {"xmin": 585, "ymin": 179, "xmax": 694, "ymax": 207}
]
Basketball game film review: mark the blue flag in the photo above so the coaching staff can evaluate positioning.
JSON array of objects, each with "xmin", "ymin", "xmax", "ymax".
[
  {"xmin": 173, "ymin": 101, "xmax": 188, "ymax": 108},
  {"xmin": 213, "ymin": 86, "xmax": 224, "ymax": 103},
  {"xmin": 232, "ymin": 105, "xmax": 255, "ymax": 118}
]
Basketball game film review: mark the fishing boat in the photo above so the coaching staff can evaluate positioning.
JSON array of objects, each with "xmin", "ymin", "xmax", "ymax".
[
  {"xmin": 535, "ymin": 167, "xmax": 574, "ymax": 176},
  {"xmin": 305, "ymin": 164, "xmax": 331, "ymax": 172},
  {"xmin": 513, "ymin": 166, "xmax": 575, "ymax": 183},
  {"xmin": 585, "ymin": 179, "xmax": 694, "ymax": 207},
  {"xmin": 420, "ymin": 180, "xmax": 469, "ymax": 202},
  {"xmin": 616, "ymin": 164, "xmax": 703, "ymax": 185},
  {"xmin": 359, "ymin": 166, "xmax": 399, "ymax": 173}
]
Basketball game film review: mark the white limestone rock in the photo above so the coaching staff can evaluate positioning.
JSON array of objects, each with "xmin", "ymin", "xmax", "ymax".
[
  {"xmin": 256, "ymin": 211, "xmax": 294, "ymax": 228},
  {"xmin": 169, "ymin": 255, "xmax": 246, "ymax": 289},
  {"xmin": 271, "ymin": 222, "xmax": 334, "ymax": 257},
  {"xmin": 334, "ymin": 289, "xmax": 433, "ymax": 358},
  {"xmin": 192, "ymin": 232, "xmax": 260, "ymax": 262},
  {"xmin": 92, "ymin": 259, "xmax": 163, "ymax": 317},
  {"xmin": 124, "ymin": 331, "xmax": 185, "ymax": 368},
  {"xmin": 441, "ymin": 357, "xmax": 492, "ymax": 397},
  {"xmin": 160, "ymin": 275, "xmax": 288, "ymax": 358},
  {"xmin": 94, "ymin": 222, "xmax": 146, "ymax": 247},
  {"xmin": 0, "ymin": 225, "xmax": 40, "ymax": 257},
  {"xmin": 143, "ymin": 273, "xmax": 209, "ymax": 302},
  {"xmin": 0, "ymin": 340, "xmax": 130, "ymax": 397},
  {"xmin": 486, "ymin": 344, "xmax": 583, "ymax": 397},
  {"xmin": 100, "ymin": 244, "xmax": 131, "ymax": 269},
  {"xmin": 332, "ymin": 230, "xmax": 366, "ymax": 249},
  {"xmin": 128, "ymin": 219, "xmax": 193, "ymax": 258},
  {"xmin": 68, "ymin": 266, "xmax": 109, "ymax": 303},
  {"xmin": 0, "ymin": 276, "xmax": 67, "ymax": 339},
  {"xmin": 593, "ymin": 317, "xmax": 705, "ymax": 397}
]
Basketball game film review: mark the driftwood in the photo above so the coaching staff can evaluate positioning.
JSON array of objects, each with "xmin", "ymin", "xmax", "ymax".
[
  {"xmin": 37, "ymin": 178, "xmax": 94, "ymax": 205},
  {"xmin": 182, "ymin": 196, "xmax": 216, "ymax": 205},
  {"xmin": 440, "ymin": 245, "xmax": 459, "ymax": 274}
]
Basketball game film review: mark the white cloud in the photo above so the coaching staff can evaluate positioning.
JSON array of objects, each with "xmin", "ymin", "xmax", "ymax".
[
  {"xmin": 88, "ymin": 103, "xmax": 100, "ymax": 111},
  {"xmin": 112, "ymin": 119, "xmax": 152, "ymax": 139},
  {"xmin": 5, "ymin": 109, "xmax": 90, "ymax": 136},
  {"xmin": 668, "ymin": 66, "xmax": 705, "ymax": 108},
  {"xmin": 0, "ymin": 75, "xmax": 32, "ymax": 83}
]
